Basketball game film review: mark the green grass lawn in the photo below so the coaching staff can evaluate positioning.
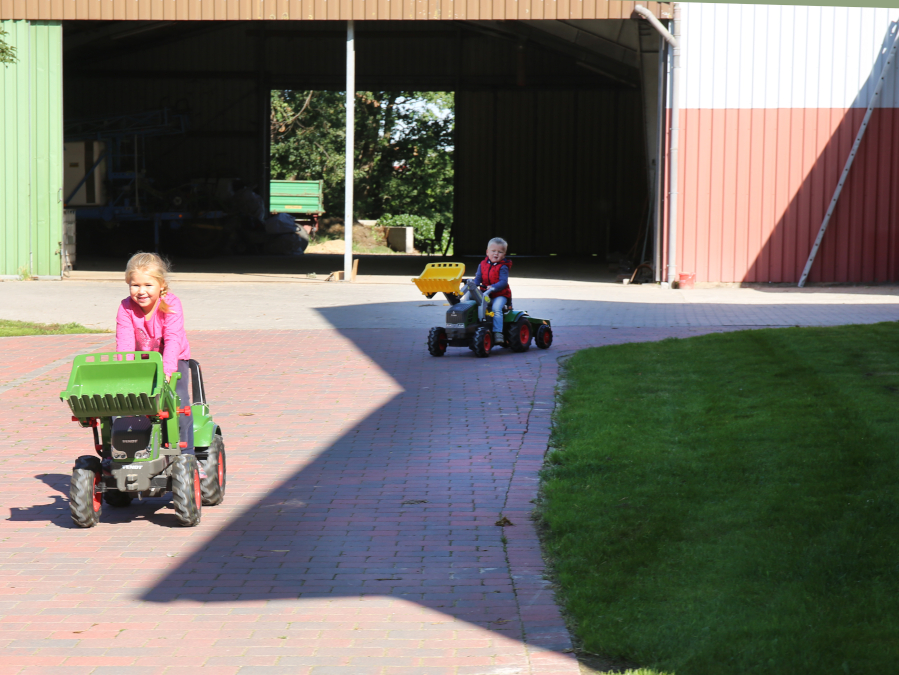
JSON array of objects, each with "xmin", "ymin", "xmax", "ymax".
[
  {"xmin": 540, "ymin": 323, "xmax": 899, "ymax": 675},
  {"xmin": 0, "ymin": 319, "xmax": 108, "ymax": 337}
]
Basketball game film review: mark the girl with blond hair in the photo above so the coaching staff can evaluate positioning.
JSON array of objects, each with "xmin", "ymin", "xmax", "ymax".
[{"xmin": 115, "ymin": 252, "xmax": 196, "ymax": 466}]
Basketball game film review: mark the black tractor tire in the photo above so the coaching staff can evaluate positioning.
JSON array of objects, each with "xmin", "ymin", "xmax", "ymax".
[
  {"xmin": 104, "ymin": 490, "xmax": 133, "ymax": 508},
  {"xmin": 508, "ymin": 317, "xmax": 532, "ymax": 353},
  {"xmin": 70, "ymin": 455, "xmax": 103, "ymax": 528},
  {"xmin": 200, "ymin": 434, "xmax": 226, "ymax": 506},
  {"xmin": 472, "ymin": 327, "xmax": 493, "ymax": 358},
  {"xmin": 171, "ymin": 454, "xmax": 202, "ymax": 527},
  {"xmin": 427, "ymin": 327, "xmax": 448, "ymax": 357},
  {"xmin": 535, "ymin": 325, "xmax": 554, "ymax": 349}
]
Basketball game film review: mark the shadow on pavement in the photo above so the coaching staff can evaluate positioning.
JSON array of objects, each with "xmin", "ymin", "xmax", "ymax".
[
  {"xmin": 8, "ymin": 473, "xmax": 178, "ymax": 528},
  {"xmin": 138, "ymin": 301, "xmax": 588, "ymax": 656},
  {"xmin": 314, "ymin": 298, "xmax": 899, "ymax": 330},
  {"xmin": 75, "ymin": 253, "xmax": 621, "ymax": 284},
  {"xmin": 136, "ymin": 297, "xmax": 899, "ymax": 662}
]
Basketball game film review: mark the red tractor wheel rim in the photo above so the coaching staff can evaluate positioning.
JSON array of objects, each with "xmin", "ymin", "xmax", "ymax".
[
  {"xmin": 520, "ymin": 324, "xmax": 530, "ymax": 344},
  {"xmin": 218, "ymin": 456, "xmax": 224, "ymax": 485},
  {"xmin": 194, "ymin": 468, "xmax": 202, "ymax": 507},
  {"xmin": 484, "ymin": 332, "xmax": 492, "ymax": 350},
  {"xmin": 92, "ymin": 473, "xmax": 102, "ymax": 512}
]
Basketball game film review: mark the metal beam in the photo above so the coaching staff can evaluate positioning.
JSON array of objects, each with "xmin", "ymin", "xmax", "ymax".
[
  {"xmin": 65, "ymin": 23, "xmax": 227, "ymax": 65},
  {"xmin": 65, "ymin": 151, "xmax": 106, "ymax": 205},
  {"xmin": 344, "ymin": 20, "xmax": 355, "ymax": 282},
  {"xmin": 542, "ymin": 20, "xmax": 640, "ymax": 68},
  {"xmin": 635, "ymin": 4, "xmax": 679, "ymax": 286},
  {"xmin": 68, "ymin": 70, "xmax": 626, "ymax": 91},
  {"xmin": 471, "ymin": 20, "xmax": 641, "ymax": 87},
  {"xmin": 257, "ymin": 25, "xmax": 270, "ymax": 220}
]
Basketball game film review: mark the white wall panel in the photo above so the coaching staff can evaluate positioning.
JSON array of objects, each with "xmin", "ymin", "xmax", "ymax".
[
  {"xmin": 679, "ymin": 3, "xmax": 899, "ymax": 109},
  {"xmin": 779, "ymin": 5, "xmax": 796, "ymax": 108},
  {"xmin": 737, "ymin": 4, "xmax": 754, "ymax": 109},
  {"xmin": 805, "ymin": 8, "xmax": 833, "ymax": 108},
  {"xmin": 768, "ymin": 7, "xmax": 789, "ymax": 108},
  {"xmin": 804, "ymin": 7, "xmax": 821, "ymax": 109},
  {"xmin": 880, "ymin": 14, "xmax": 899, "ymax": 106},
  {"xmin": 711, "ymin": 4, "xmax": 729, "ymax": 108},
  {"xmin": 846, "ymin": 8, "xmax": 864, "ymax": 106},
  {"xmin": 746, "ymin": 4, "xmax": 766, "ymax": 109}
]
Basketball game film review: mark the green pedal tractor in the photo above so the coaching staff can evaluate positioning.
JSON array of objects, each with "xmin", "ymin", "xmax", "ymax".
[
  {"xmin": 60, "ymin": 352, "xmax": 226, "ymax": 528},
  {"xmin": 412, "ymin": 262, "xmax": 554, "ymax": 357}
]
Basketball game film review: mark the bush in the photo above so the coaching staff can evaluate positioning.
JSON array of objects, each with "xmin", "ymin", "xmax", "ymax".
[{"xmin": 379, "ymin": 213, "xmax": 450, "ymax": 254}]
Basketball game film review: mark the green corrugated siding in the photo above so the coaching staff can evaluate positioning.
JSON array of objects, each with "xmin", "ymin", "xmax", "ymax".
[{"xmin": 0, "ymin": 20, "xmax": 63, "ymax": 277}]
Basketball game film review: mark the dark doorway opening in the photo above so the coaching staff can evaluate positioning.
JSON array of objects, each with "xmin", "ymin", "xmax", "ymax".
[{"xmin": 62, "ymin": 19, "xmax": 656, "ymax": 279}]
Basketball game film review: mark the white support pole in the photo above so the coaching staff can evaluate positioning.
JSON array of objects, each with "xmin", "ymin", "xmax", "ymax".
[
  {"xmin": 344, "ymin": 20, "xmax": 355, "ymax": 281},
  {"xmin": 668, "ymin": 4, "xmax": 680, "ymax": 287},
  {"xmin": 798, "ymin": 23, "xmax": 899, "ymax": 287},
  {"xmin": 634, "ymin": 4, "xmax": 679, "ymax": 287}
]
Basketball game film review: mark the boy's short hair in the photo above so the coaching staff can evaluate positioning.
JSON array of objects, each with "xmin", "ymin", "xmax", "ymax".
[{"xmin": 488, "ymin": 237, "xmax": 508, "ymax": 249}]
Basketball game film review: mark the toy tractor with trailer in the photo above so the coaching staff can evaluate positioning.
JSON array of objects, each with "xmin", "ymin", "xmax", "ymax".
[
  {"xmin": 60, "ymin": 351, "xmax": 226, "ymax": 528},
  {"xmin": 412, "ymin": 262, "xmax": 554, "ymax": 357}
]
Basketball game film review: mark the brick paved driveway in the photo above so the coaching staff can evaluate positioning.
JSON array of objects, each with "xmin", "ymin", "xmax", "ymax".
[{"xmin": 0, "ymin": 309, "xmax": 745, "ymax": 675}]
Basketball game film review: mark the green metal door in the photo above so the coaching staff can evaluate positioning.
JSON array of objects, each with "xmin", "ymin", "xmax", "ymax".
[{"xmin": 0, "ymin": 20, "xmax": 63, "ymax": 278}]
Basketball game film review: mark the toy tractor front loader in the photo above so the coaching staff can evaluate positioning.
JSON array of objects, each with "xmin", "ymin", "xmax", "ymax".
[
  {"xmin": 412, "ymin": 263, "xmax": 554, "ymax": 357},
  {"xmin": 61, "ymin": 352, "xmax": 226, "ymax": 528}
]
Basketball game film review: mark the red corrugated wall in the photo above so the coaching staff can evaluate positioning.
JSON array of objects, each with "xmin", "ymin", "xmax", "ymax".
[
  {"xmin": 662, "ymin": 4, "xmax": 899, "ymax": 285},
  {"xmin": 663, "ymin": 108, "xmax": 899, "ymax": 284}
]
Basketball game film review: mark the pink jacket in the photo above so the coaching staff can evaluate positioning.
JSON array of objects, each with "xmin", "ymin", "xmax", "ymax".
[{"xmin": 115, "ymin": 292, "xmax": 190, "ymax": 377}]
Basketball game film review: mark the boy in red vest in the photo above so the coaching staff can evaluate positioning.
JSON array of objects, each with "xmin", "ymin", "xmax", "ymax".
[{"xmin": 463, "ymin": 237, "xmax": 513, "ymax": 345}]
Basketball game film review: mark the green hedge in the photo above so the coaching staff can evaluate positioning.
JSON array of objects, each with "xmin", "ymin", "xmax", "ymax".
[{"xmin": 379, "ymin": 213, "xmax": 450, "ymax": 254}]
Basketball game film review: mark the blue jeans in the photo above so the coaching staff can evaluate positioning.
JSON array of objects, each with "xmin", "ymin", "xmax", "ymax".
[
  {"xmin": 464, "ymin": 291, "xmax": 507, "ymax": 332},
  {"xmin": 489, "ymin": 296, "xmax": 507, "ymax": 332}
]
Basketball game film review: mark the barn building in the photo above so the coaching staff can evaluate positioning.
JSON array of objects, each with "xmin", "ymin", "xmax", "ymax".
[
  {"xmin": 1, "ymin": 1, "xmax": 898, "ymax": 285},
  {"xmin": 671, "ymin": 4, "xmax": 899, "ymax": 285}
]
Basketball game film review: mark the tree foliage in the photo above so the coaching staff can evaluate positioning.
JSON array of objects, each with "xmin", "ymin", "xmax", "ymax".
[
  {"xmin": 0, "ymin": 29, "xmax": 17, "ymax": 66},
  {"xmin": 270, "ymin": 90, "xmax": 454, "ymax": 226}
]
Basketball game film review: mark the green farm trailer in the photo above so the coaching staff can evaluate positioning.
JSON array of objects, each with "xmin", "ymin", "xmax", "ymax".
[{"xmin": 269, "ymin": 179, "xmax": 324, "ymax": 215}]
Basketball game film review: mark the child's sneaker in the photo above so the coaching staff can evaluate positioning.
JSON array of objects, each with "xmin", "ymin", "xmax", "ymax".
[
  {"xmin": 197, "ymin": 462, "xmax": 207, "ymax": 480},
  {"xmin": 493, "ymin": 331, "xmax": 505, "ymax": 346}
]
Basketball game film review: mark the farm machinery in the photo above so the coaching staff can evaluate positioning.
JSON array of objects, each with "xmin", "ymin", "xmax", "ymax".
[
  {"xmin": 60, "ymin": 351, "xmax": 225, "ymax": 528},
  {"xmin": 412, "ymin": 262, "xmax": 554, "ymax": 357}
]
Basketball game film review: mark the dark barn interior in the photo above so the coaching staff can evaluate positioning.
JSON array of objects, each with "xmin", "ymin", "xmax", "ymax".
[{"xmin": 62, "ymin": 18, "xmax": 663, "ymax": 265}]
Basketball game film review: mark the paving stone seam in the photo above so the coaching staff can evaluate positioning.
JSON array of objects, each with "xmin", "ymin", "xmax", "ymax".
[{"xmin": 495, "ymin": 348, "xmax": 545, "ymax": 673}]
